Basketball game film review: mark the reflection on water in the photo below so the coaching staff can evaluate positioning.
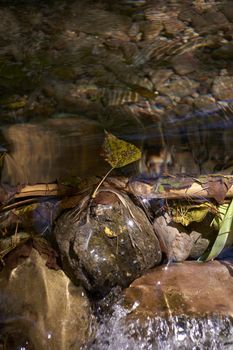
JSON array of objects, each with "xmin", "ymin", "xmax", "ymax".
[
  {"xmin": 0, "ymin": 117, "xmax": 106, "ymax": 185},
  {"xmin": 1, "ymin": 103, "xmax": 233, "ymax": 185},
  {"xmin": 0, "ymin": 0, "xmax": 233, "ymax": 184},
  {"xmin": 1, "ymin": 0, "xmax": 233, "ymax": 349}
]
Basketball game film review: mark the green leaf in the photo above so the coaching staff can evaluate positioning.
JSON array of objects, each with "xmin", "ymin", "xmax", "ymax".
[
  {"xmin": 210, "ymin": 203, "xmax": 229, "ymax": 231},
  {"xmin": 200, "ymin": 199, "xmax": 233, "ymax": 261},
  {"xmin": 172, "ymin": 203, "xmax": 216, "ymax": 227},
  {"xmin": 102, "ymin": 131, "xmax": 142, "ymax": 168}
]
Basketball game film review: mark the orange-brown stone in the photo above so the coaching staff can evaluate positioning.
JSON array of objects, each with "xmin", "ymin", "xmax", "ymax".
[{"xmin": 124, "ymin": 261, "xmax": 233, "ymax": 318}]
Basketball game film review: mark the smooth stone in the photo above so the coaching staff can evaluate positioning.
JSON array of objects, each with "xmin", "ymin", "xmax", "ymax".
[
  {"xmin": 212, "ymin": 76, "xmax": 233, "ymax": 100},
  {"xmin": 91, "ymin": 261, "xmax": 233, "ymax": 349},
  {"xmin": 124, "ymin": 260, "xmax": 233, "ymax": 317},
  {"xmin": 171, "ymin": 52, "xmax": 199, "ymax": 75},
  {"xmin": 157, "ymin": 76, "xmax": 199, "ymax": 98},
  {"xmin": 54, "ymin": 189, "xmax": 162, "ymax": 294},
  {"xmin": 0, "ymin": 249, "xmax": 96, "ymax": 350},
  {"xmin": 153, "ymin": 213, "xmax": 193, "ymax": 262}
]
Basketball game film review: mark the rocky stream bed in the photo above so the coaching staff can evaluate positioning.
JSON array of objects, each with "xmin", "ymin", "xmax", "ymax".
[{"xmin": 1, "ymin": 0, "xmax": 233, "ymax": 349}]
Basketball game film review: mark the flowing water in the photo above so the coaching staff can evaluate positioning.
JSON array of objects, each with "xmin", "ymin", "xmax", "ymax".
[{"xmin": 1, "ymin": 0, "xmax": 233, "ymax": 349}]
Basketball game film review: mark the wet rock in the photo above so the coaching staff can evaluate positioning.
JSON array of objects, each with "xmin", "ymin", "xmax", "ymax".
[
  {"xmin": 54, "ymin": 189, "xmax": 162, "ymax": 294},
  {"xmin": 124, "ymin": 260, "xmax": 233, "ymax": 317},
  {"xmin": 72, "ymin": 6, "xmax": 131, "ymax": 40},
  {"xmin": 212, "ymin": 76, "xmax": 233, "ymax": 100},
  {"xmin": 153, "ymin": 213, "xmax": 193, "ymax": 262},
  {"xmin": 0, "ymin": 249, "xmax": 96, "ymax": 350},
  {"xmin": 91, "ymin": 261, "xmax": 233, "ymax": 349},
  {"xmin": 149, "ymin": 69, "xmax": 173, "ymax": 89},
  {"xmin": 191, "ymin": 10, "xmax": 230, "ymax": 33},
  {"xmin": 157, "ymin": 76, "xmax": 199, "ymax": 99},
  {"xmin": 163, "ymin": 16, "xmax": 185, "ymax": 36},
  {"xmin": 173, "ymin": 103, "xmax": 191, "ymax": 116},
  {"xmin": 171, "ymin": 52, "xmax": 199, "ymax": 75},
  {"xmin": 142, "ymin": 21, "xmax": 162, "ymax": 40},
  {"xmin": 189, "ymin": 230, "xmax": 210, "ymax": 259},
  {"xmin": 212, "ymin": 42, "xmax": 233, "ymax": 60},
  {"xmin": 0, "ymin": 8, "xmax": 20, "ymax": 41},
  {"xmin": 121, "ymin": 42, "xmax": 139, "ymax": 62},
  {"xmin": 193, "ymin": 94, "xmax": 217, "ymax": 111},
  {"xmin": 221, "ymin": 1, "xmax": 233, "ymax": 23}
]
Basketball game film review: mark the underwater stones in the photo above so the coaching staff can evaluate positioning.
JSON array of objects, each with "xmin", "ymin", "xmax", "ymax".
[
  {"xmin": 212, "ymin": 42, "xmax": 233, "ymax": 60},
  {"xmin": 0, "ymin": 8, "xmax": 20, "ymax": 41},
  {"xmin": 212, "ymin": 76, "xmax": 233, "ymax": 100},
  {"xmin": 142, "ymin": 20, "xmax": 162, "ymax": 40},
  {"xmin": 171, "ymin": 52, "xmax": 199, "ymax": 75},
  {"xmin": 191, "ymin": 10, "xmax": 230, "ymax": 34},
  {"xmin": 54, "ymin": 189, "xmax": 162, "ymax": 294},
  {"xmin": 149, "ymin": 68, "xmax": 174, "ymax": 90},
  {"xmin": 157, "ymin": 76, "xmax": 199, "ymax": 99},
  {"xmin": 221, "ymin": 1, "xmax": 233, "ymax": 22},
  {"xmin": 0, "ymin": 249, "xmax": 96, "ymax": 350},
  {"xmin": 193, "ymin": 94, "xmax": 216, "ymax": 111},
  {"xmin": 163, "ymin": 16, "xmax": 185, "ymax": 36},
  {"xmin": 75, "ymin": 8, "xmax": 131, "ymax": 40}
]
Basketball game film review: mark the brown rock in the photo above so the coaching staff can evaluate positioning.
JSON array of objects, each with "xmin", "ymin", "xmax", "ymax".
[
  {"xmin": 124, "ymin": 260, "xmax": 233, "ymax": 317},
  {"xmin": 93, "ymin": 260, "xmax": 233, "ymax": 349},
  {"xmin": 0, "ymin": 249, "xmax": 96, "ymax": 350},
  {"xmin": 193, "ymin": 94, "xmax": 216, "ymax": 110},
  {"xmin": 189, "ymin": 230, "xmax": 210, "ymax": 259},
  {"xmin": 171, "ymin": 53, "xmax": 199, "ymax": 75},
  {"xmin": 163, "ymin": 16, "xmax": 185, "ymax": 36},
  {"xmin": 153, "ymin": 213, "xmax": 193, "ymax": 262},
  {"xmin": 212, "ymin": 76, "xmax": 233, "ymax": 100},
  {"xmin": 54, "ymin": 189, "xmax": 162, "ymax": 294},
  {"xmin": 142, "ymin": 20, "xmax": 162, "ymax": 40},
  {"xmin": 191, "ymin": 10, "xmax": 230, "ymax": 33},
  {"xmin": 150, "ymin": 69, "xmax": 173, "ymax": 89},
  {"xmin": 157, "ymin": 76, "xmax": 199, "ymax": 98},
  {"xmin": 221, "ymin": 1, "xmax": 233, "ymax": 23}
]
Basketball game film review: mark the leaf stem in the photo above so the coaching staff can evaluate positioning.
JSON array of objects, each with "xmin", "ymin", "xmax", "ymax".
[{"xmin": 92, "ymin": 167, "xmax": 115, "ymax": 198}]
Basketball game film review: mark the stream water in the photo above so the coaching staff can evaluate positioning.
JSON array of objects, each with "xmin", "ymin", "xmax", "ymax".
[{"xmin": 1, "ymin": 0, "xmax": 233, "ymax": 349}]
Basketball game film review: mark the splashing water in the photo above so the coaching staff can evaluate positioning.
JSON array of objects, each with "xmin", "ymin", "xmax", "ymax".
[{"xmin": 87, "ymin": 300, "xmax": 233, "ymax": 350}]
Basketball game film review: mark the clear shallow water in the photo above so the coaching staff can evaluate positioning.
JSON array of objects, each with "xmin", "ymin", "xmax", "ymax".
[
  {"xmin": 1, "ymin": 1, "xmax": 233, "ymax": 349},
  {"xmin": 1, "ymin": 0, "xmax": 233, "ymax": 184}
]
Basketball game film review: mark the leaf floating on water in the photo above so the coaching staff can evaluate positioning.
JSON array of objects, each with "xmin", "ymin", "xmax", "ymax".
[
  {"xmin": 102, "ymin": 131, "xmax": 142, "ymax": 168},
  {"xmin": 200, "ymin": 199, "xmax": 233, "ymax": 262}
]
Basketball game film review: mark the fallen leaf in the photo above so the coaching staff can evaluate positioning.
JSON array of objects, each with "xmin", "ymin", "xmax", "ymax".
[
  {"xmin": 205, "ymin": 178, "xmax": 231, "ymax": 204},
  {"xmin": 172, "ymin": 202, "xmax": 216, "ymax": 226},
  {"xmin": 101, "ymin": 131, "xmax": 141, "ymax": 168}
]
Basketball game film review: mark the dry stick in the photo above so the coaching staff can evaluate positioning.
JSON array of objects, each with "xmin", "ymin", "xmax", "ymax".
[
  {"xmin": 2, "ymin": 176, "xmax": 233, "ymax": 204},
  {"xmin": 127, "ymin": 180, "xmax": 233, "ymax": 199}
]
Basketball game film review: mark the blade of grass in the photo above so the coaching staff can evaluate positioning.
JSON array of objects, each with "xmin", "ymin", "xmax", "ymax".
[{"xmin": 199, "ymin": 199, "xmax": 233, "ymax": 261}]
